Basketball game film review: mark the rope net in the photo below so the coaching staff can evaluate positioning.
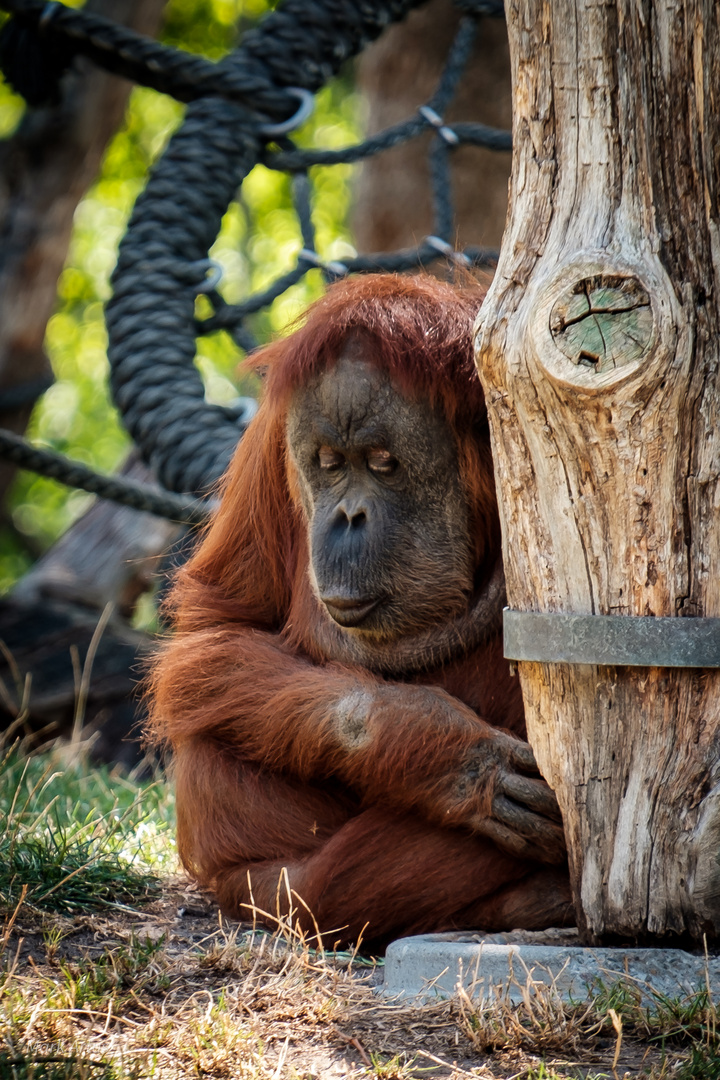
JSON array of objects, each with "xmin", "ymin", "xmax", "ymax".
[{"xmin": 0, "ymin": 0, "xmax": 510, "ymax": 521}]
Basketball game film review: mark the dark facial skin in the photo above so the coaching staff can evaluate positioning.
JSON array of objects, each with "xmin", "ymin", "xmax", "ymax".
[
  {"xmin": 286, "ymin": 342, "xmax": 474, "ymax": 643},
  {"xmin": 286, "ymin": 341, "xmax": 566, "ymax": 865}
]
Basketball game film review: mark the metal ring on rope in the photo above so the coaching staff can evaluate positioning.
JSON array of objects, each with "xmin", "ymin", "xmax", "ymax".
[
  {"xmin": 194, "ymin": 260, "xmax": 225, "ymax": 294},
  {"xmin": 39, "ymin": 1, "xmax": 60, "ymax": 27},
  {"xmin": 260, "ymin": 88, "xmax": 315, "ymax": 138}
]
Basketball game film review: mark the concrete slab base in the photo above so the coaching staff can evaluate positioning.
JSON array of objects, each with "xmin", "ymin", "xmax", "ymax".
[{"xmin": 383, "ymin": 929, "xmax": 720, "ymax": 1004}]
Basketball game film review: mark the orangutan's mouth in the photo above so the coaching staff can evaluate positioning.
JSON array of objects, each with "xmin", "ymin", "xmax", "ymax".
[{"xmin": 322, "ymin": 595, "xmax": 382, "ymax": 628}]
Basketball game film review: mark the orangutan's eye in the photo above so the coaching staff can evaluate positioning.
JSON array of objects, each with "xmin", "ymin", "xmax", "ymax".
[
  {"xmin": 318, "ymin": 447, "xmax": 345, "ymax": 471},
  {"xmin": 367, "ymin": 449, "xmax": 398, "ymax": 475}
]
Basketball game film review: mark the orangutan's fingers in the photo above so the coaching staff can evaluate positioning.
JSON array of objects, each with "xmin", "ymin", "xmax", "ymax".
[
  {"xmin": 472, "ymin": 815, "xmax": 565, "ymax": 863},
  {"xmin": 505, "ymin": 738, "xmax": 540, "ymax": 774},
  {"xmin": 486, "ymin": 796, "xmax": 567, "ymax": 864},
  {"xmin": 499, "ymin": 773, "xmax": 563, "ymax": 822}
]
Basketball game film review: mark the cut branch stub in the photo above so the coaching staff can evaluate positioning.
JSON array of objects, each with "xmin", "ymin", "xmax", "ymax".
[
  {"xmin": 549, "ymin": 274, "xmax": 653, "ymax": 373},
  {"xmin": 528, "ymin": 260, "xmax": 667, "ymax": 393}
]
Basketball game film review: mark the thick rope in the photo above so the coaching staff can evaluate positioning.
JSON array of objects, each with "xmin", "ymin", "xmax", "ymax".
[
  {"xmin": 264, "ymin": 118, "xmax": 511, "ymax": 172},
  {"xmin": 0, "ymin": 0, "xmax": 354, "ymax": 117},
  {"xmin": 0, "ymin": 429, "xmax": 212, "ymax": 523},
  {"xmin": 0, "ymin": 0, "xmax": 512, "ymax": 502},
  {"xmin": 105, "ymin": 0, "xmax": 430, "ymax": 495},
  {"xmin": 199, "ymin": 241, "xmax": 499, "ymax": 343}
]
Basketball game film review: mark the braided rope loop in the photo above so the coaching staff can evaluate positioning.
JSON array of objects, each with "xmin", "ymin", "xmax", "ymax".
[
  {"xmin": 0, "ymin": 0, "xmax": 514, "ymax": 506},
  {"xmin": 106, "ymin": 0, "xmax": 429, "ymax": 495},
  {"xmin": 0, "ymin": 0, "xmax": 511, "ymax": 509}
]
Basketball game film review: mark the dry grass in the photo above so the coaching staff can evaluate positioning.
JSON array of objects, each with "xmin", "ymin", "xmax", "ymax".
[
  {"xmin": 1, "ymin": 736, "xmax": 719, "ymax": 1079},
  {"xmin": 3, "ymin": 879, "xmax": 712, "ymax": 1080}
]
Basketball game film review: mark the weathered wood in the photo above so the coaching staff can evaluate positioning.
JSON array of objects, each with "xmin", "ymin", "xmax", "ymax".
[
  {"xmin": 476, "ymin": 0, "xmax": 720, "ymax": 943},
  {"xmin": 0, "ymin": 595, "xmax": 150, "ymax": 769},
  {"xmin": 0, "ymin": 1, "xmax": 170, "ymax": 766},
  {"xmin": 354, "ymin": 0, "xmax": 512, "ymax": 253}
]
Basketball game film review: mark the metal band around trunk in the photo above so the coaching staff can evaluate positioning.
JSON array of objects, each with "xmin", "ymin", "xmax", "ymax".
[{"xmin": 503, "ymin": 609, "xmax": 720, "ymax": 668}]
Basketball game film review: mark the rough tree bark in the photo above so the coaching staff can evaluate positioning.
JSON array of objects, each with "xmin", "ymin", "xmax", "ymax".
[{"xmin": 476, "ymin": 0, "xmax": 720, "ymax": 944}]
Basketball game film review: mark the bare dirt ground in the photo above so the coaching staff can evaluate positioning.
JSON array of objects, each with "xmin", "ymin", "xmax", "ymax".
[{"xmin": 1, "ymin": 876, "xmax": 682, "ymax": 1079}]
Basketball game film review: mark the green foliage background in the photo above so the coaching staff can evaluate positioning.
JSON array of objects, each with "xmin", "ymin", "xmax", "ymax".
[{"xmin": 0, "ymin": 0, "xmax": 363, "ymax": 592}]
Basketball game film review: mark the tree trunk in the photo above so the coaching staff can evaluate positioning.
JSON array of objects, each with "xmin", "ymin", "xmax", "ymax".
[
  {"xmin": 0, "ymin": 0, "xmax": 167, "ymax": 504},
  {"xmin": 476, "ymin": 0, "xmax": 720, "ymax": 944}
]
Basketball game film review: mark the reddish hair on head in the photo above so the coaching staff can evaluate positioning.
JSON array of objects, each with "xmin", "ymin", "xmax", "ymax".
[
  {"xmin": 254, "ymin": 272, "xmax": 487, "ymax": 428},
  {"xmin": 165, "ymin": 273, "xmax": 494, "ymax": 637}
]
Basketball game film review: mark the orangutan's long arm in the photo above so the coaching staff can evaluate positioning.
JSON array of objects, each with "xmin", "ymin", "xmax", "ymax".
[{"xmin": 149, "ymin": 626, "xmax": 565, "ymax": 864}]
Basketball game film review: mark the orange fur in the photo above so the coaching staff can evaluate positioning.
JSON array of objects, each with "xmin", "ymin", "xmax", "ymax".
[{"xmin": 147, "ymin": 274, "xmax": 570, "ymax": 948}]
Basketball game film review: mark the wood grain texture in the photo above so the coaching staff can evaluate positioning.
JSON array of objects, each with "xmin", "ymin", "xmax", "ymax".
[
  {"xmin": 475, "ymin": 0, "xmax": 720, "ymax": 943},
  {"xmin": 3, "ymin": 453, "xmax": 181, "ymax": 765}
]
